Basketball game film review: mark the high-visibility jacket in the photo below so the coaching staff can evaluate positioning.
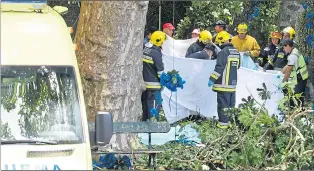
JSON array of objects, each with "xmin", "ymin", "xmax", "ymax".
[
  {"xmin": 264, "ymin": 41, "xmax": 299, "ymax": 71},
  {"xmin": 288, "ymin": 48, "xmax": 308, "ymax": 85},
  {"xmin": 209, "ymin": 43, "xmax": 241, "ymax": 92},
  {"xmin": 231, "ymin": 35, "xmax": 261, "ymax": 57},
  {"xmin": 142, "ymin": 45, "xmax": 164, "ymax": 90}
]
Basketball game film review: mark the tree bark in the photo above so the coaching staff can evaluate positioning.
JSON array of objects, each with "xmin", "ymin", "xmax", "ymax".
[
  {"xmin": 279, "ymin": 1, "xmax": 304, "ymax": 28},
  {"xmin": 295, "ymin": 3, "xmax": 314, "ymax": 102},
  {"xmin": 74, "ymin": 1, "xmax": 148, "ymax": 150}
]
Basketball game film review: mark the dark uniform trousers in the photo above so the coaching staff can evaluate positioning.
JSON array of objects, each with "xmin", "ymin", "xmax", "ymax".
[
  {"xmin": 142, "ymin": 45, "xmax": 164, "ymax": 121},
  {"xmin": 284, "ymin": 74, "xmax": 308, "ymax": 108},
  {"xmin": 217, "ymin": 92, "xmax": 236, "ymax": 123},
  {"xmin": 141, "ymin": 90, "xmax": 161, "ymax": 121},
  {"xmin": 209, "ymin": 43, "xmax": 240, "ymax": 124}
]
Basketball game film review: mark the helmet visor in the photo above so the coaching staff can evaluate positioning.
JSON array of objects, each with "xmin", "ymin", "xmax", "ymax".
[{"xmin": 237, "ymin": 28, "xmax": 247, "ymax": 33}]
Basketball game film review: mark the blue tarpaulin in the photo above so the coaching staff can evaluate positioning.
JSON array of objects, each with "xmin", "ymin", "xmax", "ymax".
[
  {"xmin": 240, "ymin": 53, "xmax": 260, "ymax": 70},
  {"xmin": 137, "ymin": 124, "xmax": 201, "ymax": 146}
]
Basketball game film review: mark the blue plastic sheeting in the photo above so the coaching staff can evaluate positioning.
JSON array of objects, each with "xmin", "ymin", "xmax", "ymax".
[
  {"xmin": 93, "ymin": 154, "xmax": 131, "ymax": 170},
  {"xmin": 240, "ymin": 53, "xmax": 260, "ymax": 70},
  {"xmin": 137, "ymin": 124, "xmax": 201, "ymax": 145}
]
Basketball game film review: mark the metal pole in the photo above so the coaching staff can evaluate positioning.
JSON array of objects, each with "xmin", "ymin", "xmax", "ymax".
[
  {"xmin": 159, "ymin": 1, "xmax": 161, "ymax": 30},
  {"xmin": 173, "ymin": 1, "xmax": 175, "ymax": 25}
]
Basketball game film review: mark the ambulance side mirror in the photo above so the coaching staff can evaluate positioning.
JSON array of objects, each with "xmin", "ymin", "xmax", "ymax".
[
  {"xmin": 88, "ymin": 112, "xmax": 113, "ymax": 147},
  {"xmin": 53, "ymin": 6, "xmax": 68, "ymax": 16}
]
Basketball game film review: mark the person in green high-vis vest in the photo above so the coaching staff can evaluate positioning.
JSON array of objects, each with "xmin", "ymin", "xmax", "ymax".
[{"xmin": 282, "ymin": 39, "xmax": 309, "ymax": 108}]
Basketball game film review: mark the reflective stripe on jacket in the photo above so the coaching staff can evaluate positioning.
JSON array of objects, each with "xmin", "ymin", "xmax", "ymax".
[
  {"xmin": 289, "ymin": 48, "xmax": 309, "ymax": 83},
  {"xmin": 209, "ymin": 43, "xmax": 241, "ymax": 92},
  {"xmin": 143, "ymin": 45, "xmax": 164, "ymax": 90},
  {"xmin": 258, "ymin": 43, "xmax": 278, "ymax": 67},
  {"xmin": 264, "ymin": 41, "xmax": 299, "ymax": 70}
]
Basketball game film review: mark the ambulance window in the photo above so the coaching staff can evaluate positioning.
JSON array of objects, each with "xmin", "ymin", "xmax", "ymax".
[{"xmin": 0, "ymin": 66, "xmax": 84, "ymax": 144}]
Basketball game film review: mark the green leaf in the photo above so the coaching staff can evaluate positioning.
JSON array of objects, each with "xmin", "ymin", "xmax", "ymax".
[{"xmin": 238, "ymin": 108, "xmax": 254, "ymax": 127}]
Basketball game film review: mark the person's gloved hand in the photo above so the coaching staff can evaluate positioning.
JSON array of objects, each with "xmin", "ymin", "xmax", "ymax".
[
  {"xmin": 243, "ymin": 51, "xmax": 251, "ymax": 56},
  {"xmin": 208, "ymin": 80, "xmax": 214, "ymax": 87}
]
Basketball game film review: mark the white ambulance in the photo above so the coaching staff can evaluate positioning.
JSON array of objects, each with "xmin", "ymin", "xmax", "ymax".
[{"xmin": 1, "ymin": 0, "xmax": 112, "ymax": 170}]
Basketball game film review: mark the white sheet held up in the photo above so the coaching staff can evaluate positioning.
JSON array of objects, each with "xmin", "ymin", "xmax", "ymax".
[{"xmin": 161, "ymin": 36, "xmax": 284, "ymax": 124}]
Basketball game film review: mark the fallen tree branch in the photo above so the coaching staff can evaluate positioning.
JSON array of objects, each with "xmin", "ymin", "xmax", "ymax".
[
  {"xmin": 303, "ymin": 150, "xmax": 314, "ymax": 155},
  {"xmin": 267, "ymin": 123, "xmax": 289, "ymax": 135},
  {"xmin": 289, "ymin": 132, "xmax": 298, "ymax": 154},
  {"xmin": 258, "ymin": 128, "xmax": 269, "ymax": 143},
  {"xmin": 285, "ymin": 127, "xmax": 293, "ymax": 151},
  {"xmin": 290, "ymin": 109, "xmax": 314, "ymax": 121},
  {"xmin": 287, "ymin": 121, "xmax": 305, "ymax": 141},
  {"xmin": 264, "ymin": 162, "xmax": 292, "ymax": 170}
]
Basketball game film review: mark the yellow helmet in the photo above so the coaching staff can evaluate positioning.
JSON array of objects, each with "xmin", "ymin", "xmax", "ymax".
[
  {"xmin": 150, "ymin": 31, "xmax": 166, "ymax": 47},
  {"xmin": 237, "ymin": 23, "xmax": 248, "ymax": 34},
  {"xmin": 215, "ymin": 31, "xmax": 231, "ymax": 45},
  {"xmin": 282, "ymin": 26, "xmax": 295, "ymax": 39},
  {"xmin": 198, "ymin": 30, "xmax": 213, "ymax": 44}
]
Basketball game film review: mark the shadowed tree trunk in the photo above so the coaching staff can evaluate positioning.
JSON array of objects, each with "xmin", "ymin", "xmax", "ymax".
[
  {"xmin": 295, "ymin": 2, "xmax": 314, "ymax": 102},
  {"xmin": 74, "ymin": 1, "xmax": 148, "ymax": 149}
]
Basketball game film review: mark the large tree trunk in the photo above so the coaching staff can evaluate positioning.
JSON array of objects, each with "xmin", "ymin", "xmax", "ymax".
[
  {"xmin": 295, "ymin": 3, "xmax": 314, "ymax": 102},
  {"xmin": 74, "ymin": 1, "xmax": 148, "ymax": 150},
  {"xmin": 279, "ymin": 1, "xmax": 304, "ymax": 28}
]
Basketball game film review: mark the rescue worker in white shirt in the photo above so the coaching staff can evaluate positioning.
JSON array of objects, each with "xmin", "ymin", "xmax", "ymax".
[
  {"xmin": 186, "ymin": 44, "xmax": 217, "ymax": 60},
  {"xmin": 185, "ymin": 30, "xmax": 213, "ymax": 57},
  {"xmin": 257, "ymin": 31, "xmax": 281, "ymax": 67},
  {"xmin": 142, "ymin": 31, "xmax": 166, "ymax": 121},
  {"xmin": 208, "ymin": 31, "xmax": 241, "ymax": 129},
  {"xmin": 281, "ymin": 39, "xmax": 308, "ymax": 108},
  {"xmin": 264, "ymin": 26, "xmax": 297, "ymax": 71}
]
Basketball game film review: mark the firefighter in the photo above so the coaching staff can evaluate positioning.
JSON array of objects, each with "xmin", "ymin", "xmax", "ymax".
[
  {"xmin": 142, "ymin": 31, "xmax": 166, "ymax": 121},
  {"xmin": 213, "ymin": 20, "xmax": 232, "ymax": 45},
  {"xmin": 186, "ymin": 44, "xmax": 216, "ymax": 60},
  {"xmin": 143, "ymin": 26, "xmax": 158, "ymax": 48},
  {"xmin": 264, "ymin": 26, "xmax": 296, "ymax": 71},
  {"xmin": 231, "ymin": 23, "xmax": 261, "ymax": 62},
  {"xmin": 208, "ymin": 31, "xmax": 241, "ymax": 129},
  {"xmin": 185, "ymin": 30, "xmax": 213, "ymax": 57},
  {"xmin": 257, "ymin": 31, "xmax": 281, "ymax": 67},
  {"xmin": 281, "ymin": 39, "xmax": 308, "ymax": 108},
  {"xmin": 213, "ymin": 20, "xmax": 226, "ymax": 44}
]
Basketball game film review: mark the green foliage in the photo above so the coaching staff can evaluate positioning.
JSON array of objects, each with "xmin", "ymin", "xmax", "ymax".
[
  {"xmin": 247, "ymin": 1, "xmax": 281, "ymax": 47},
  {"xmin": 1, "ymin": 121, "xmax": 15, "ymax": 140},
  {"xmin": 173, "ymin": 1, "xmax": 281, "ymax": 49},
  {"xmin": 134, "ymin": 83, "xmax": 314, "ymax": 170},
  {"xmin": 174, "ymin": 1, "xmax": 244, "ymax": 39}
]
